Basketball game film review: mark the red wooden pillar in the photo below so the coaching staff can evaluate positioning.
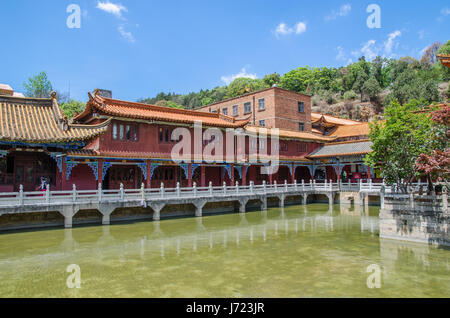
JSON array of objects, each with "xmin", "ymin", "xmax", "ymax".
[
  {"xmin": 98, "ymin": 159, "xmax": 103, "ymax": 187},
  {"xmin": 61, "ymin": 157, "xmax": 67, "ymax": 190},
  {"xmin": 242, "ymin": 166, "xmax": 247, "ymax": 186},
  {"xmin": 201, "ymin": 165, "xmax": 206, "ymax": 187},
  {"xmin": 230, "ymin": 164, "xmax": 235, "ymax": 186},
  {"xmin": 188, "ymin": 163, "xmax": 192, "ymax": 187},
  {"xmin": 291, "ymin": 163, "xmax": 295, "ymax": 184},
  {"xmin": 146, "ymin": 160, "xmax": 151, "ymax": 188},
  {"xmin": 174, "ymin": 165, "xmax": 178, "ymax": 187},
  {"xmin": 269, "ymin": 166, "xmax": 273, "ymax": 185},
  {"xmin": 367, "ymin": 166, "xmax": 372, "ymax": 180}
]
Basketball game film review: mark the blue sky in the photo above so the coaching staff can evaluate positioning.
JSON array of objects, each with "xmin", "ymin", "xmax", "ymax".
[{"xmin": 0, "ymin": 0, "xmax": 449, "ymax": 102}]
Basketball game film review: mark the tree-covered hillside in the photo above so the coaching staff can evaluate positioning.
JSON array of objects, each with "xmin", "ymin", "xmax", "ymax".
[{"xmin": 139, "ymin": 40, "xmax": 450, "ymax": 121}]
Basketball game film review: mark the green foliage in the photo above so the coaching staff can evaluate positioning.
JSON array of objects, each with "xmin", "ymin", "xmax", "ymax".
[
  {"xmin": 437, "ymin": 40, "xmax": 450, "ymax": 54},
  {"xmin": 362, "ymin": 76, "xmax": 382, "ymax": 100},
  {"xmin": 23, "ymin": 71, "xmax": 53, "ymax": 98},
  {"xmin": 343, "ymin": 90, "xmax": 358, "ymax": 100},
  {"xmin": 364, "ymin": 99, "xmax": 438, "ymax": 191},
  {"xmin": 60, "ymin": 99, "xmax": 85, "ymax": 119},
  {"xmin": 262, "ymin": 73, "xmax": 281, "ymax": 87},
  {"xmin": 225, "ymin": 78, "xmax": 269, "ymax": 99}
]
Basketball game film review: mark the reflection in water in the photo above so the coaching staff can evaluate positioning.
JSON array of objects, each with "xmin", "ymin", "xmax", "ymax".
[{"xmin": 0, "ymin": 204, "xmax": 449, "ymax": 298}]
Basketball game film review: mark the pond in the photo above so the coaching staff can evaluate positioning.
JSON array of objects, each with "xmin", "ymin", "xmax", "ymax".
[{"xmin": 0, "ymin": 204, "xmax": 449, "ymax": 298}]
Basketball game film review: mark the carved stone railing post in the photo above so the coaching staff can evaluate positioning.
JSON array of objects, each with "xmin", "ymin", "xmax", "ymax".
[
  {"xmin": 176, "ymin": 182, "xmax": 181, "ymax": 197},
  {"xmin": 46, "ymin": 184, "xmax": 50, "ymax": 203},
  {"xmin": 263, "ymin": 180, "xmax": 267, "ymax": 194},
  {"xmin": 274, "ymin": 181, "xmax": 278, "ymax": 192},
  {"xmin": 209, "ymin": 181, "xmax": 213, "ymax": 196},
  {"xmin": 141, "ymin": 183, "xmax": 145, "ymax": 202},
  {"xmin": 98, "ymin": 183, "xmax": 102, "ymax": 202},
  {"xmin": 235, "ymin": 181, "xmax": 239, "ymax": 194},
  {"xmin": 284, "ymin": 180, "xmax": 288, "ymax": 192},
  {"xmin": 250, "ymin": 181, "xmax": 254, "ymax": 194},
  {"xmin": 193, "ymin": 182, "xmax": 197, "ymax": 197},
  {"xmin": 120, "ymin": 183, "xmax": 124, "ymax": 201},
  {"xmin": 18, "ymin": 184, "xmax": 24, "ymax": 206},
  {"xmin": 302, "ymin": 179, "xmax": 305, "ymax": 192},
  {"xmin": 71, "ymin": 184, "xmax": 77, "ymax": 203},
  {"xmin": 294, "ymin": 180, "xmax": 298, "ymax": 191},
  {"xmin": 160, "ymin": 182, "xmax": 165, "ymax": 198}
]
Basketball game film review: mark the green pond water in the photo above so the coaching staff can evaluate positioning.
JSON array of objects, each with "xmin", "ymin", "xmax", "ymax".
[{"xmin": 0, "ymin": 204, "xmax": 449, "ymax": 298}]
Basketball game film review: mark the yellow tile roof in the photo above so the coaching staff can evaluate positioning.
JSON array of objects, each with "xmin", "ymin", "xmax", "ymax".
[
  {"xmin": 0, "ymin": 95, "xmax": 109, "ymax": 144},
  {"xmin": 329, "ymin": 122, "xmax": 370, "ymax": 138}
]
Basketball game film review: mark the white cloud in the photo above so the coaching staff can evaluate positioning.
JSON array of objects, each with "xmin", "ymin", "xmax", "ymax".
[
  {"xmin": 417, "ymin": 30, "xmax": 425, "ymax": 40},
  {"xmin": 384, "ymin": 30, "xmax": 401, "ymax": 56},
  {"xmin": 221, "ymin": 68, "xmax": 257, "ymax": 85},
  {"xmin": 274, "ymin": 23, "xmax": 293, "ymax": 36},
  {"xmin": 325, "ymin": 4, "xmax": 351, "ymax": 21},
  {"xmin": 96, "ymin": 1, "xmax": 127, "ymax": 18},
  {"xmin": 441, "ymin": 8, "xmax": 450, "ymax": 15},
  {"xmin": 335, "ymin": 46, "xmax": 353, "ymax": 65},
  {"xmin": 295, "ymin": 22, "xmax": 307, "ymax": 34},
  {"xmin": 274, "ymin": 21, "xmax": 307, "ymax": 37},
  {"xmin": 118, "ymin": 26, "xmax": 135, "ymax": 43},
  {"xmin": 360, "ymin": 40, "xmax": 379, "ymax": 60}
]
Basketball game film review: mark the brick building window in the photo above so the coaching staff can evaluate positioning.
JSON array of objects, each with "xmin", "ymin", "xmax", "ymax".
[
  {"xmin": 244, "ymin": 102, "xmax": 252, "ymax": 114},
  {"xmin": 222, "ymin": 108, "xmax": 228, "ymax": 115},
  {"xmin": 258, "ymin": 98, "xmax": 265, "ymax": 111},
  {"xmin": 298, "ymin": 122, "xmax": 305, "ymax": 131},
  {"xmin": 298, "ymin": 101, "xmax": 304, "ymax": 113},
  {"xmin": 259, "ymin": 120, "xmax": 266, "ymax": 127},
  {"xmin": 233, "ymin": 105, "xmax": 238, "ymax": 116}
]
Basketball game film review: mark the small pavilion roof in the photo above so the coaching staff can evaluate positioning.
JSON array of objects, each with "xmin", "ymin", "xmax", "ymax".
[
  {"xmin": 307, "ymin": 140, "xmax": 373, "ymax": 159},
  {"xmin": 329, "ymin": 122, "xmax": 370, "ymax": 138},
  {"xmin": 311, "ymin": 112, "xmax": 362, "ymax": 126}
]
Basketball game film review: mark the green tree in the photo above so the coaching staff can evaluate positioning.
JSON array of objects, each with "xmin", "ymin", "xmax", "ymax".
[
  {"xmin": 352, "ymin": 71, "xmax": 369, "ymax": 100},
  {"xmin": 60, "ymin": 100, "xmax": 85, "ymax": 118},
  {"xmin": 362, "ymin": 76, "xmax": 381, "ymax": 101},
  {"xmin": 365, "ymin": 99, "xmax": 437, "ymax": 192},
  {"xmin": 225, "ymin": 78, "xmax": 268, "ymax": 99},
  {"xmin": 23, "ymin": 71, "xmax": 53, "ymax": 98},
  {"xmin": 262, "ymin": 73, "xmax": 281, "ymax": 87},
  {"xmin": 279, "ymin": 67, "xmax": 313, "ymax": 94}
]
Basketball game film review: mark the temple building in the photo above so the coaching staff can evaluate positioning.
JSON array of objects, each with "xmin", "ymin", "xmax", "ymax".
[{"xmin": 0, "ymin": 84, "xmax": 378, "ymax": 192}]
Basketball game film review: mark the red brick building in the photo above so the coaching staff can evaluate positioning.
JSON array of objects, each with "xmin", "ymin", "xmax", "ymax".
[{"xmin": 197, "ymin": 87, "xmax": 312, "ymax": 132}]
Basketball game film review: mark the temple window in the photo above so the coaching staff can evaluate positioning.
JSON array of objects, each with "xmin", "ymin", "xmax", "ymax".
[
  {"xmin": 222, "ymin": 108, "xmax": 228, "ymax": 115},
  {"xmin": 119, "ymin": 124, "xmax": 124, "ymax": 140},
  {"xmin": 298, "ymin": 122, "xmax": 305, "ymax": 131},
  {"xmin": 112, "ymin": 123, "xmax": 118, "ymax": 139},
  {"xmin": 159, "ymin": 128, "xmax": 163, "ymax": 142}
]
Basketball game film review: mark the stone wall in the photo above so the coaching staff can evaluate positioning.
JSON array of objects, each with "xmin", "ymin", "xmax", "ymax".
[{"xmin": 379, "ymin": 194, "xmax": 449, "ymax": 246}]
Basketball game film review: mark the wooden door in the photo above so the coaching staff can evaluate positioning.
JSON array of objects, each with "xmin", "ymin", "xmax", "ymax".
[
  {"xmin": 109, "ymin": 166, "xmax": 137, "ymax": 189},
  {"xmin": 14, "ymin": 160, "xmax": 36, "ymax": 191}
]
